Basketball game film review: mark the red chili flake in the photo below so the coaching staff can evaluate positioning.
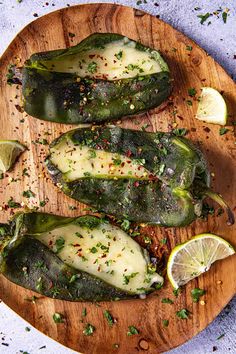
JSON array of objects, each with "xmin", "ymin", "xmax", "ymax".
[
  {"xmin": 48, "ymin": 281, "xmax": 53, "ymax": 289},
  {"xmin": 89, "ymin": 55, "xmax": 96, "ymax": 59},
  {"xmin": 133, "ymin": 181, "xmax": 139, "ymax": 187},
  {"xmin": 121, "ymin": 162, "xmax": 125, "ymax": 167},
  {"xmin": 49, "ymin": 240, "xmax": 53, "ymax": 246},
  {"xmin": 126, "ymin": 150, "xmax": 132, "ymax": 157}
]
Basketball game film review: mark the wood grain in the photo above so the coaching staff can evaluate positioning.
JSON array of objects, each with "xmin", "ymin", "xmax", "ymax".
[{"xmin": 0, "ymin": 4, "xmax": 235, "ymax": 354}]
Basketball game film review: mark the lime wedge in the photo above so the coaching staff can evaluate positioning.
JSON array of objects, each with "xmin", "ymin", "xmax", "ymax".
[
  {"xmin": 167, "ymin": 233, "xmax": 235, "ymax": 289},
  {"xmin": 0, "ymin": 140, "xmax": 26, "ymax": 174},
  {"xmin": 196, "ymin": 87, "xmax": 227, "ymax": 125}
]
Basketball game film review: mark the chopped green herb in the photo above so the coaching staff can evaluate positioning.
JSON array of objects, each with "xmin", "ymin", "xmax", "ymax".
[
  {"xmin": 173, "ymin": 288, "xmax": 181, "ymax": 297},
  {"xmin": 176, "ymin": 308, "xmax": 190, "ymax": 319},
  {"xmin": 222, "ymin": 12, "xmax": 228, "ymax": 23},
  {"xmin": 55, "ymin": 237, "xmax": 65, "ymax": 253},
  {"xmin": 191, "ymin": 288, "xmax": 206, "ymax": 303},
  {"xmin": 162, "ymin": 319, "xmax": 169, "ymax": 327},
  {"xmin": 120, "ymin": 219, "xmax": 130, "ymax": 231},
  {"xmin": 22, "ymin": 168, "xmax": 30, "ymax": 177},
  {"xmin": 186, "ymin": 100, "xmax": 193, "ymax": 106},
  {"xmin": 104, "ymin": 310, "xmax": 114, "ymax": 327},
  {"xmin": 22, "ymin": 189, "xmax": 35, "ymax": 198},
  {"xmin": 143, "ymin": 236, "xmax": 152, "ymax": 245},
  {"xmin": 127, "ymin": 325, "xmax": 139, "ymax": 336},
  {"xmin": 36, "ymin": 277, "xmax": 43, "ymax": 292},
  {"xmin": 219, "ymin": 127, "xmax": 229, "ymax": 135},
  {"xmin": 25, "ymin": 326, "xmax": 31, "ymax": 332},
  {"xmin": 82, "ymin": 308, "xmax": 87, "ymax": 317},
  {"xmin": 68, "ymin": 32, "xmax": 75, "ymax": 38},
  {"xmin": 155, "ymin": 282, "xmax": 164, "ymax": 290},
  {"xmin": 87, "ymin": 62, "xmax": 97, "ymax": 74},
  {"xmin": 161, "ymin": 298, "xmax": 174, "ymax": 304},
  {"xmin": 7, "ymin": 197, "xmax": 21, "ymax": 208},
  {"xmin": 188, "ymin": 88, "xmax": 197, "ymax": 97},
  {"xmin": 114, "ymin": 51, "xmax": 123, "ymax": 60},
  {"xmin": 159, "ymin": 163, "xmax": 165, "ymax": 175},
  {"xmin": 39, "ymin": 200, "xmax": 47, "ymax": 207},
  {"xmin": 217, "ymin": 333, "xmax": 225, "ymax": 340},
  {"xmin": 172, "ymin": 128, "xmax": 188, "ymax": 137},
  {"xmin": 90, "ymin": 246, "xmax": 98, "ymax": 254},
  {"xmin": 198, "ymin": 13, "xmax": 212, "ymax": 25},
  {"xmin": 88, "ymin": 149, "xmax": 96, "ymax": 159},
  {"xmin": 83, "ymin": 172, "xmax": 92, "ymax": 177},
  {"xmin": 112, "ymin": 157, "xmax": 122, "ymax": 165},
  {"xmin": 24, "ymin": 295, "xmax": 38, "ymax": 303},
  {"xmin": 53, "ymin": 312, "xmax": 64, "ymax": 323},
  {"xmin": 6, "ymin": 64, "xmax": 16, "ymax": 85},
  {"xmin": 83, "ymin": 323, "xmax": 95, "ymax": 336},
  {"xmin": 123, "ymin": 272, "xmax": 139, "ymax": 285},
  {"xmin": 186, "ymin": 45, "xmax": 193, "ymax": 51},
  {"xmin": 141, "ymin": 123, "xmax": 150, "ymax": 131}
]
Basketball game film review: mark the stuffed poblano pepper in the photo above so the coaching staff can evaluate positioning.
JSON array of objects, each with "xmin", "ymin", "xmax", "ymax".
[
  {"xmin": 46, "ymin": 126, "xmax": 234, "ymax": 226},
  {"xmin": 21, "ymin": 33, "xmax": 171, "ymax": 124},
  {"xmin": 0, "ymin": 212, "xmax": 163, "ymax": 301}
]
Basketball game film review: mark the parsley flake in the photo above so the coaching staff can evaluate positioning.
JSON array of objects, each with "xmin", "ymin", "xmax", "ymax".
[
  {"xmin": 127, "ymin": 325, "xmax": 139, "ymax": 336},
  {"xmin": 176, "ymin": 308, "xmax": 190, "ymax": 319}
]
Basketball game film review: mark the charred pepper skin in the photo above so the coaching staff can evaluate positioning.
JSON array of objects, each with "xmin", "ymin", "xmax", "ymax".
[
  {"xmin": 46, "ymin": 126, "xmax": 234, "ymax": 226},
  {"xmin": 22, "ymin": 33, "xmax": 172, "ymax": 124},
  {"xmin": 0, "ymin": 212, "xmax": 157, "ymax": 302},
  {"xmin": 45, "ymin": 127, "xmax": 208, "ymax": 227}
]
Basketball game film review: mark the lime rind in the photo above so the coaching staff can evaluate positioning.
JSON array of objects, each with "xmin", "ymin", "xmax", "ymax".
[{"xmin": 167, "ymin": 233, "xmax": 235, "ymax": 289}]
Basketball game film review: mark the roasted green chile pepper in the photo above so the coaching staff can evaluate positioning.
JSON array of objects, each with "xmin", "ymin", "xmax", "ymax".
[
  {"xmin": 46, "ymin": 126, "xmax": 234, "ymax": 226},
  {"xmin": 22, "ymin": 33, "xmax": 172, "ymax": 124},
  {"xmin": 0, "ymin": 212, "xmax": 163, "ymax": 301}
]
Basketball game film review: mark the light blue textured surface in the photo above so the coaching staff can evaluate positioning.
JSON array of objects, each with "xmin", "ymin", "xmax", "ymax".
[{"xmin": 0, "ymin": 1, "xmax": 235, "ymax": 353}]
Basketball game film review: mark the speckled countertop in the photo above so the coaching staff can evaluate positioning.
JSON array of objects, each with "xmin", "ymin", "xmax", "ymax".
[{"xmin": 0, "ymin": 1, "xmax": 235, "ymax": 353}]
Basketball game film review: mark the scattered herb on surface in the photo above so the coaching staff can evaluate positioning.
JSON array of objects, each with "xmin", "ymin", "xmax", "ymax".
[
  {"xmin": 123, "ymin": 272, "xmax": 139, "ymax": 285},
  {"xmin": 22, "ymin": 189, "xmax": 36, "ymax": 198},
  {"xmin": 188, "ymin": 88, "xmax": 197, "ymax": 97},
  {"xmin": 197, "ymin": 12, "xmax": 211, "ymax": 25},
  {"xmin": 82, "ymin": 308, "xmax": 87, "ymax": 317},
  {"xmin": 115, "ymin": 51, "xmax": 123, "ymax": 60},
  {"xmin": 219, "ymin": 127, "xmax": 229, "ymax": 135},
  {"xmin": 55, "ymin": 237, "xmax": 65, "ymax": 253},
  {"xmin": 120, "ymin": 219, "xmax": 130, "ymax": 231},
  {"xmin": 217, "ymin": 333, "xmax": 225, "ymax": 340},
  {"xmin": 162, "ymin": 319, "xmax": 169, "ymax": 327},
  {"xmin": 160, "ymin": 238, "xmax": 167, "ymax": 245},
  {"xmin": 191, "ymin": 288, "xmax": 206, "ymax": 303},
  {"xmin": 161, "ymin": 298, "xmax": 174, "ymax": 304},
  {"xmin": 87, "ymin": 62, "xmax": 97, "ymax": 74},
  {"xmin": 7, "ymin": 197, "xmax": 21, "ymax": 208},
  {"xmin": 176, "ymin": 308, "xmax": 190, "ymax": 319},
  {"xmin": 172, "ymin": 128, "xmax": 188, "ymax": 137},
  {"xmin": 222, "ymin": 11, "xmax": 228, "ymax": 23},
  {"xmin": 83, "ymin": 323, "xmax": 95, "ymax": 336},
  {"xmin": 127, "ymin": 325, "xmax": 139, "ymax": 336},
  {"xmin": 104, "ymin": 310, "xmax": 115, "ymax": 327},
  {"xmin": 186, "ymin": 45, "xmax": 193, "ymax": 51},
  {"xmin": 53, "ymin": 312, "xmax": 64, "ymax": 323}
]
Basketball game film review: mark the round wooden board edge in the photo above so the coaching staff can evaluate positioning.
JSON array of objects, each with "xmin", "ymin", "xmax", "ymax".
[{"xmin": 0, "ymin": 3, "xmax": 235, "ymax": 354}]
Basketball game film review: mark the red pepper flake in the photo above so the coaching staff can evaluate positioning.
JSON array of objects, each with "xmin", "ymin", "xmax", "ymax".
[
  {"xmin": 126, "ymin": 150, "xmax": 132, "ymax": 158},
  {"xmin": 49, "ymin": 240, "xmax": 53, "ymax": 246},
  {"xmin": 133, "ymin": 181, "xmax": 139, "ymax": 187}
]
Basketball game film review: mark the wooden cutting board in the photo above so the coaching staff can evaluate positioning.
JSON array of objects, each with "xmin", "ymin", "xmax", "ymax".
[{"xmin": 0, "ymin": 4, "xmax": 235, "ymax": 354}]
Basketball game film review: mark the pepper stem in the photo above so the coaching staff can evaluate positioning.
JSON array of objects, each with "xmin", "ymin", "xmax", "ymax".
[{"xmin": 204, "ymin": 189, "xmax": 235, "ymax": 226}]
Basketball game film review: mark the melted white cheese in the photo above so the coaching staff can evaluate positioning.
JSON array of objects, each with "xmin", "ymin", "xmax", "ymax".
[
  {"xmin": 35, "ymin": 222, "xmax": 163, "ymax": 293},
  {"xmin": 50, "ymin": 138, "xmax": 150, "ymax": 181},
  {"xmin": 40, "ymin": 40, "xmax": 161, "ymax": 80}
]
